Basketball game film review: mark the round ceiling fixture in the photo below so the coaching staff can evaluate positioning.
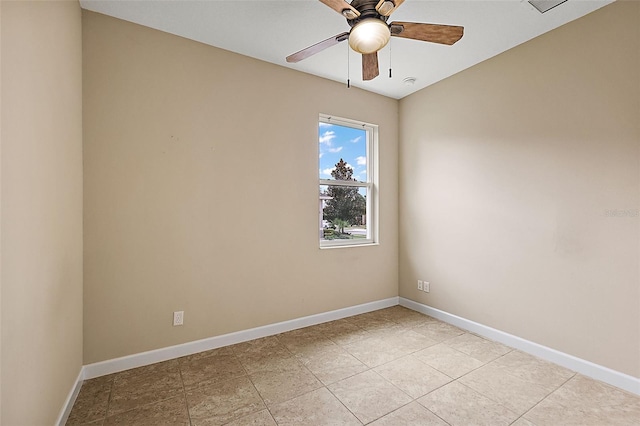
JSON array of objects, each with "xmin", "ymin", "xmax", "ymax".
[
  {"xmin": 348, "ymin": 18, "xmax": 391, "ymax": 54},
  {"xmin": 403, "ymin": 77, "xmax": 417, "ymax": 85}
]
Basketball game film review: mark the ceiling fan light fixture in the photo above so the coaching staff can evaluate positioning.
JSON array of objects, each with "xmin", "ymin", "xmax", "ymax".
[{"xmin": 348, "ymin": 18, "xmax": 391, "ymax": 54}]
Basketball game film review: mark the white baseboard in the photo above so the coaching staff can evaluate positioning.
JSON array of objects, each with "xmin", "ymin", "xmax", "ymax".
[
  {"xmin": 83, "ymin": 297, "xmax": 399, "ymax": 380},
  {"xmin": 56, "ymin": 367, "xmax": 84, "ymax": 426},
  {"xmin": 399, "ymin": 297, "xmax": 640, "ymax": 396}
]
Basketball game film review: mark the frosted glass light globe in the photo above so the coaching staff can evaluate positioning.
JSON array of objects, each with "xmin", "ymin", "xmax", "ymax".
[{"xmin": 348, "ymin": 18, "xmax": 391, "ymax": 54}]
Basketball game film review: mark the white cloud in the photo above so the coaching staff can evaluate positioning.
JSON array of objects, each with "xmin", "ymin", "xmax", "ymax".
[
  {"xmin": 319, "ymin": 122, "xmax": 332, "ymax": 128},
  {"xmin": 350, "ymin": 136, "xmax": 362, "ymax": 143},
  {"xmin": 319, "ymin": 153, "xmax": 324, "ymax": 158},
  {"xmin": 328, "ymin": 146, "xmax": 343, "ymax": 153},
  {"xmin": 319, "ymin": 130, "xmax": 336, "ymax": 145},
  {"xmin": 356, "ymin": 156, "xmax": 366, "ymax": 166},
  {"xmin": 321, "ymin": 167, "xmax": 335, "ymax": 177}
]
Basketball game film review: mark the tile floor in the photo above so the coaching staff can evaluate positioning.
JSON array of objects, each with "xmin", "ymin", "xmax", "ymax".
[{"xmin": 66, "ymin": 306, "xmax": 640, "ymax": 425}]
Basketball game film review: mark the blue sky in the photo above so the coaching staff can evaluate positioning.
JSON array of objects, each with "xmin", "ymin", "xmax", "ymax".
[{"xmin": 318, "ymin": 122, "xmax": 367, "ymax": 182}]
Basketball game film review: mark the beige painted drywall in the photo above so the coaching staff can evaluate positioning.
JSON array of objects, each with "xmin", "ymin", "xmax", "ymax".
[
  {"xmin": 82, "ymin": 11, "xmax": 399, "ymax": 363},
  {"xmin": 399, "ymin": 0, "xmax": 639, "ymax": 378},
  {"xmin": 1, "ymin": 1, "xmax": 83, "ymax": 424},
  {"xmin": 0, "ymin": 2, "xmax": 3, "ymax": 420}
]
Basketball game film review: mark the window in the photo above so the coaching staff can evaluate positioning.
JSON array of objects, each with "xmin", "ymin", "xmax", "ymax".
[{"xmin": 318, "ymin": 114, "xmax": 377, "ymax": 247}]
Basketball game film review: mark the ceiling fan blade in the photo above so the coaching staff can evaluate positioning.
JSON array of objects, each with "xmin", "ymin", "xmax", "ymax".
[
  {"xmin": 286, "ymin": 32, "xmax": 350, "ymax": 63},
  {"xmin": 319, "ymin": 0, "xmax": 360, "ymax": 18},
  {"xmin": 362, "ymin": 52, "xmax": 379, "ymax": 81},
  {"xmin": 376, "ymin": 0, "xmax": 405, "ymax": 17},
  {"xmin": 390, "ymin": 22, "xmax": 464, "ymax": 45}
]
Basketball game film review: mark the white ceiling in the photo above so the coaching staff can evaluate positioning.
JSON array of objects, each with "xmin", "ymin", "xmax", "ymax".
[{"xmin": 79, "ymin": 0, "xmax": 613, "ymax": 99}]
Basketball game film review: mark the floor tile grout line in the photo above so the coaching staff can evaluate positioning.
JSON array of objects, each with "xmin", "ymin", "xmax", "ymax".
[
  {"xmin": 409, "ymin": 345, "xmax": 485, "ymax": 381},
  {"xmin": 231, "ymin": 344, "xmax": 254, "ymax": 379},
  {"xmin": 232, "ymin": 339, "xmax": 291, "ymax": 423},
  {"xmin": 273, "ymin": 333, "xmax": 329, "ymax": 396},
  {"xmin": 323, "ymin": 381, "xmax": 366, "ymax": 425},
  {"xmin": 244, "ymin": 374, "xmax": 272, "ymax": 421},
  {"xmin": 322, "ymin": 362, "xmax": 451, "ymax": 426},
  {"xmin": 412, "ymin": 398, "xmax": 455, "ymax": 426},
  {"xmin": 372, "ymin": 357, "xmax": 456, "ymax": 424},
  {"xmin": 449, "ymin": 379, "xmax": 522, "ymax": 418},
  {"xmin": 339, "ymin": 330, "xmax": 481, "ymax": 376},
  {"xmin": 103, "ymin": 377, "xmax": 114, "ymax": 422},
  {"xmin": 222, "ymin": 400, "xmax": 276, "ymax": 426},
  {"xmin": 369, "ymin": 367, "xmax": 414, "ymax": 400},
  {"xmin": 103, "ymin": 394, "xmax": 187, "ymax": 421},
  {"xmin": 223, "ymin": 345, "xmax": 275, "ymax": 424},
  {"xmin": 66, "ymin": 376, "xmax": 114, "ymax": 425},
  {"xmin": 516, "ymin": 371, "xmax": 578, "ymax": 424},
  {"xmin": 452, "ymin": 349, "xmax": 514, "ymax": 382},
  {"xmin": 102, "ymin": 360, "xmax": 191, "ymax": 421},
  {"xmin": 232, "ymin": 337, "xmax": 298, "ymax": 414},
  {"xmin": 281, "ymin": 316, "xmax": 397, "ymax": 424},
  {"xmin": 178, "ymin": 365, "xmax": 194, "ymax": 426},
  {"xmin": 455, "ymin": 348, "xmax": 579, "ymax": 418},
  {"xmin": 480, "ymin": 348, "xmax": 576, "ymax": 385},
  {"xmin": 330, "ymin": 355, "xmax": 420, "ymax": 424},
  {"xmin": 458, "ymin": 374, "xmax": 535, "ymax": 417}
]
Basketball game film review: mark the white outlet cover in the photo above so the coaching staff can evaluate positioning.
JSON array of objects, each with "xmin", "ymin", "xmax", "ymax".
[{"xmin": 173, "ymin": 311, "xmax": 184, "ymax": 326}]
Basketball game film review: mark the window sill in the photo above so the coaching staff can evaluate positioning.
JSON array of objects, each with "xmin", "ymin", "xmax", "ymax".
[{"xmin": 319, "ymin": 242, "xmax": 379, "ymax": 250}]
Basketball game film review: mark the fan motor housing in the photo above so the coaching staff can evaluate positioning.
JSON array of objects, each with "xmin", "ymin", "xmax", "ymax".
[{"xmin": 347, "ymin": 0, "xmax": 390, "ymax": 27}]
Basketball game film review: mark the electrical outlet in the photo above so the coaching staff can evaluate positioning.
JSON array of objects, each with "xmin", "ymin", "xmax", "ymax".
[
  {"xmin": 424, "ymin": 281, "xmax": 430, "ymax": 293},
  {"xmin": 173, "ymin": 311, "xmax": 184, "ymax": 326},
  {"xmin": 417, "ymin": 280, "xmax": 423, "ymax": 291}
]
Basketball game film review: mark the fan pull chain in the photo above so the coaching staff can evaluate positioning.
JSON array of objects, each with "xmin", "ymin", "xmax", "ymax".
[
  {"xmin": 347, "ymin": 43, "xmax": 351, "ymax": 88},
  {"xmin": 389, "ymin": 40, "xmax": 392, "ymax": 78}
]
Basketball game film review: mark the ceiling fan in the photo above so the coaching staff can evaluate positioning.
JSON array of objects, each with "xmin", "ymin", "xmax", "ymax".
[{"xmin": 286, "ymin": 0, "xmax": 464, "ymax": 81}]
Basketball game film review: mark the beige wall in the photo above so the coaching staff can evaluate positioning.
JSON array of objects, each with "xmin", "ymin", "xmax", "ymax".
[
  {"xmin": 1, "ymin": 1, "xmax": 84, "ymax": 424},
  {"xmin": 82, "ymin": 11, "xmax": 399, "ymax": 364},
  {"xmin": 399, "ymin": 0, "xmax": 639, "ymax": 378},
  {"xmin": 0, "ymin": 2, "xmax": 3, "ymax": 420},
  {"xmin": 0, "ymin": 1, "xmax": 2, "ymax": 422}
]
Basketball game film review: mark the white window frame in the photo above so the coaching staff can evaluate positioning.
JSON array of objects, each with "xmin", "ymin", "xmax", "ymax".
[{"xmin": 319, "ymin": 114, "xmax": 378, "ymax": 248}]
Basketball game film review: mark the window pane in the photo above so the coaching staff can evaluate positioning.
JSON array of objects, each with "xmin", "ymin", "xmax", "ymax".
[
  {"xmin": 319, "ymin": 185, "xmax": 368, "ymax": 241},
  {"xmin": 319, "ymin": 122, "xmax": 367, "ymax": 182}
]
